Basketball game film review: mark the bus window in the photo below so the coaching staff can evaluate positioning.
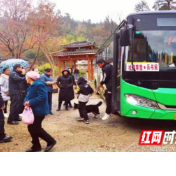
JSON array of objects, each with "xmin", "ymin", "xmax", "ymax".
[
  {"xmin": 126, "ymin": 30, "xmax": 176, "ymax": 70},
  {"xmin": 106, "ymin": 41, "xmax": 114, "ymax": 64},
  {"xmin": 128, "ymin": 35, "xmax": 148, "ymax": 62}
]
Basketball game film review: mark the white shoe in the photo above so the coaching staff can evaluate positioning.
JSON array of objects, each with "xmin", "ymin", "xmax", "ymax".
[
  {"xmin": 84, "ymin": 120, "xmax": 89, "ymax": 124},
  {"xmin": 4, "ymin": 113, "xmax": 9, "ymax": 118},
  {"xmin": 102, "ymin": 113, "xmax": 110, "ymax": 121},
  {"xmin": 19, "ymin": 114, "xmax": 23, "ymax": 117}
]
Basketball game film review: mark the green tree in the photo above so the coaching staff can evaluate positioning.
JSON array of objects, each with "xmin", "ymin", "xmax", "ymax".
[
  {"xmin": 38, "ymin": 63, "xmax": 58, "ymax": 77},
  {"xmin": 24, "ymin": 50, "xmax": 36, "ymax": 59},
  {"xmin": 65, "ymin": 34, "xmax": 75, "ymax": 43}
]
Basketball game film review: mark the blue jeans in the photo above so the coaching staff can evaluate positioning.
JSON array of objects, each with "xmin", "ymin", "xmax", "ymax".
[{"xmin": 74, "ymin": 74, "xmax": 79, "ymax": 81}]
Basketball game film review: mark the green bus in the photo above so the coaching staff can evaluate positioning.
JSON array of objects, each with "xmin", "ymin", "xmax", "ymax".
[{"xmin": 95, "ymin": 11, "xmax": 176, "ymax": 120}]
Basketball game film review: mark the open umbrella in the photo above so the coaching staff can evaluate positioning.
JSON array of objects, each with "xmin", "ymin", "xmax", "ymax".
[{"xmin": 0, "ymin": 59, "xmax": 30, "ymax": 73}]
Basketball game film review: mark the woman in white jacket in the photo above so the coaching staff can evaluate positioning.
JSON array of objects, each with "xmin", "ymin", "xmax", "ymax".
[{"xmin": 0, "ymin": 68, "xmax": 10, "ymax": 117}]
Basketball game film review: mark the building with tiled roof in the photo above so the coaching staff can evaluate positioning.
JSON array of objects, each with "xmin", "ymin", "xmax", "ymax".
[
  {"xmin": 61, "ymin": 41, "xmax": 97, "ymax": 48},
  {"xmin": 53, "ymin": 41, "xmax": 98, "ymax": 81}
]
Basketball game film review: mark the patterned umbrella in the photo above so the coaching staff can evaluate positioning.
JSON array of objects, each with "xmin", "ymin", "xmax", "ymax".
[{"xmin": 0, "ymin": 59, "xmax": 30, "ymax": 73}]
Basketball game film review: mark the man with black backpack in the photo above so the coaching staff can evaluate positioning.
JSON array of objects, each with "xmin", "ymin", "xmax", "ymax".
[{"xmin": 97, "ymin": 59, "xmax": 113, "ymax": 120}]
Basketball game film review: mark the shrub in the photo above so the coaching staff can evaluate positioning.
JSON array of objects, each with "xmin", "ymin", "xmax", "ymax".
[
  {"xmin": 38, "ymin": 63, "xmax": 58, "ymax": 77},
  {"xmin": 25, "ymin": 50, "xmax": 36, "ymax": 59},
  {"xmin": 79, "ymin": 69, "xmax": 86, "ymax": 77}
]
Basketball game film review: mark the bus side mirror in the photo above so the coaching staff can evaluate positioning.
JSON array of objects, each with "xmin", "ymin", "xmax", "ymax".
[{"xmin": 120, "ymin": 26, "xmax": 133, "ymax": 46}]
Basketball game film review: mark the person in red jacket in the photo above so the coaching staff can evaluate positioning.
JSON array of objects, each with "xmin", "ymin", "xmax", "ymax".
[{"xmin": 0, "ymin": 86, "xmax": 12, "ymax": 143}]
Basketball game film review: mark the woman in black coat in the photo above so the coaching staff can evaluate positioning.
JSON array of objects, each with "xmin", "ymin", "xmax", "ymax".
[
  {"xmin": 68, "ymin": 68, "xmax": 76, "ymax": 86},
  {"xmin": 56, "ymin": 68, "xmax": 74, "ymax": 111},
  {"xmin": 63, "ymin": 67, "xmax": 76, "ymax": 108}
]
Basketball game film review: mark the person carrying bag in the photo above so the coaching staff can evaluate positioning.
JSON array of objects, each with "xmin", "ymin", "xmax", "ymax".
[
  {"xmin": 24, "ymin": 71, "xmax": 56, "ymax": 152},
  {"xmin": 22, "ymin": 107, "xmax": 34, "ymax": 125}
]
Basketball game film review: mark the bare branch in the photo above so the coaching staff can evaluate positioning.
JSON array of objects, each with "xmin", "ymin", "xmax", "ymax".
[
  {"xmin": 153, "ymin": 0, "xmax": 176, "ymax": 10},
  {"xmin": 135, "ymin": 0, "xmax": 151, "ymax": 12}
]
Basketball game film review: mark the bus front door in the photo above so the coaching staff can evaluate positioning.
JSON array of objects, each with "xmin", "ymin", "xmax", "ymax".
[{"xmin": 112, "ymin": 33, "xmax": 121, "ymax": 114}]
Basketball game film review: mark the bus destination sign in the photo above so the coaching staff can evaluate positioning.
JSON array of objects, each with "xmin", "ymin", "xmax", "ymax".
[{"xmin": 126, "ymin": 63, "xmax": 159, "ymax": 72}]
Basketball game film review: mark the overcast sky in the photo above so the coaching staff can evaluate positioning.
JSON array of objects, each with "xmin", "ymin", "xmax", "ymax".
[{"xmin": 46, "ymin": 0, "xmax": 155, "ymax": 23}]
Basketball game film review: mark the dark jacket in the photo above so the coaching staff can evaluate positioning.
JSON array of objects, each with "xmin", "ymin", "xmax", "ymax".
[
  {"xmin": 74, "ymin": 69, "xmax": 79, "ymax": 74},
  {"xmin": 24, "ymin": 79, "xmax": 49, "ymax": 116},
  {"xmin": 19, "ymin": 73, "xmax": 28, "ymax": 94},
  {"xmin": 67, "ymin": 67, "xmax": 76, "ymax": 85},
  {"xmin": 9, "ymin": 71, "xmax": 26, "ymax": 95},
  {"xmin": 100, "ymin": 63, "xmax": 113, "ymax": 92},
  {"xmin": 78, "ymin": 77, "xmax": 94, "ymax": 96},
  {"xmin": 40, "ymin": 73, "xmax": 53, "ymax": 93},
  {"xmin": 0, "ymin": 87, "xmax": 4, "ymax": 108},
  {"xmin": 77, "ymin": 77, "xmax": 93, "ymax": 102},
  {"xmin": 57, "ymin": 68, "xmax": 74, "ymax": 101},
  {"xmin": 0, "ymin": 87, "xmax": 4, "ymax": 136}
]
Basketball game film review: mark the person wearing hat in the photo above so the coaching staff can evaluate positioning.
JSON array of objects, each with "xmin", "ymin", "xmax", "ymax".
[
  {"xmin": 8, "ymin": 64, "xmax": 27, "ymax": 125},
  {"xmin": 77, "ymin": 77, "xmax": 94, "ymax": 124},
  {"xmin": 56, "ymin": 68, "xmax": 74, "ymax": 111},
  {"xmin": 96, "ymin": 59, "xmax": 113, "ymax": 121},
  {"xmin": 24, "ymin": 71, "xmax": 56, "ymax": 152},
  {"xmin": 63, "ymin": 67, "xmax": 76, "ymax": 108}
]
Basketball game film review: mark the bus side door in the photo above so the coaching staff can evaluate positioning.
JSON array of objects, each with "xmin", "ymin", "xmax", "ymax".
[{"xmin": 112, "ymin": 33, "xmax": 121, "ymax": 113}]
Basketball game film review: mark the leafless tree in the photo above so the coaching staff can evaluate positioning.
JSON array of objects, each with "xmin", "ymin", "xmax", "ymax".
[
  {"xmin": 135, "ymin": 0, "xmax": 151, "ymax": 12},
  {"xmin": 153, "ymin": 0, "xmax": 176, "ymax": 10},
  {"xmin": 0, "ymin": 0, "xmax": 32, "ymax": 21},
  {"xmin": 0, "ymin": 0, "xmax": 36, "ymax": 58}
]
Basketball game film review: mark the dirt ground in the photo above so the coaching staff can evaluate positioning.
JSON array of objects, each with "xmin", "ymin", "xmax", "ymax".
[{"xmin": 1, "ymin": 93, "xmax": 176, "ymax": 152}]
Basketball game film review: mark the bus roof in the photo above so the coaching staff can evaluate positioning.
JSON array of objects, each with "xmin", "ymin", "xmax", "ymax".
[
  {"xmin": 96, "ymin": 11, "xmax": 176, "ymax": 56},
  {"xmin": 127, "ymin": 11, "xmax": 176, "ymax": 18}
]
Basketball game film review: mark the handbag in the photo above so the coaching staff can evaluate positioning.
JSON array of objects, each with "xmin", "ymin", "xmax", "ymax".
[
  {"xmin": 52, "ymin": 83, "xmax": 59, "ymax": 93},
  {"xmin": 22, "ymin": 107, "xmax": 34, "ymax": 125}
]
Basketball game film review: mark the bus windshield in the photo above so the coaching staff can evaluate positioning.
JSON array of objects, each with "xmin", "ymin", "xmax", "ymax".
[{"xmin": 126, "ymin": 30, "xmax": 176, "ymax": 70}]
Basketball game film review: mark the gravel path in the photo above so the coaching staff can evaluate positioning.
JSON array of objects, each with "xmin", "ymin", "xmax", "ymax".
[{"xmin": 1, "ymin": 93, "xmax": 176, "ymax": 152}]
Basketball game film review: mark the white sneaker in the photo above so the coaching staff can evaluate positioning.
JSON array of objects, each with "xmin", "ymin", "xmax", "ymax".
[
  {"xmin": 84, "ymin": 120, "xmax": 89, "ymax": 124},
  {"xmin": 102, "ymin": 113, "xmax": 110, "ymax": 121},
  {"xmin": 4, "ymin": 113, "xmax": 9, "ymax": 118},
  {"xmin": 19, "ymin": 114, "xmax": 23, "ymax": 117}
]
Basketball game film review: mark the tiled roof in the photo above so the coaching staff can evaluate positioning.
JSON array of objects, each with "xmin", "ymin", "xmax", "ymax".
[
  {"xmin": 53, "ymin": 49, "xmax": 97, "ymax": 57},
  {"xmin": 61, "ymin": 41, "xmax": 97, "ymax": 48}
]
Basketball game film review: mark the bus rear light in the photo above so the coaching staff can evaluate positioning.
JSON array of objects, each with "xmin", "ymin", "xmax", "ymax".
[{"xmin": 125, "ymin": 94, "xmax": 159, "ymax": 109}]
